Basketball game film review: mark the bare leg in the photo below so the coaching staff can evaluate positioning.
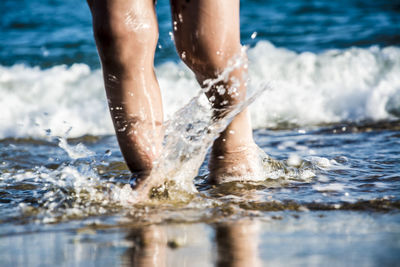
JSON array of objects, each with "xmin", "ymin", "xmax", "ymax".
[
  {"xmin": 171, "ymin": 0, "xmax": 262, "ymax": 183},
  {"xmin": 88, "ymin": 0, "xmax": 163, "ymax": 178}
]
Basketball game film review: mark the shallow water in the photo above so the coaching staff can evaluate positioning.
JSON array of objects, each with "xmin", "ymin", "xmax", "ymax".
[
  {"xmin": 1, "ymin": 0, "xmax": 400, "ymax": 265},
  {"xmin": 1, "ymin": 120, "xmax": 399, "ymax": 224},
  {"xmin": 1, "ymin": 120, "xmax": 400, "ymax": 265}
]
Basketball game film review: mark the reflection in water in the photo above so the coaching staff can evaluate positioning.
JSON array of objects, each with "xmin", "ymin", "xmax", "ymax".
[
  {"xmin": 123, "ymin": 225, "xmax": 167, "ymax": 267},
  {"xmin": 215, "ymin": 220, "xmax": 261, "ymax": 267},
  {"xmin": 122, "ymin": 220, "xmax": 261, "ymax": 267}
]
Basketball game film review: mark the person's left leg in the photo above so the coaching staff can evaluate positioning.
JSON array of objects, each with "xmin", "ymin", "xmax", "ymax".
[
  {"xmin": 170, "ymin": 0, "xmax": 263, "ymax": 183},
  {"xmin": 88, "ymin": 0, "xmax": 164, "ymax": 187}
]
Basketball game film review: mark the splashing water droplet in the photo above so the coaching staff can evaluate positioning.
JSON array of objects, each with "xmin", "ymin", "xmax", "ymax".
[{"xmin": 58, "ymin": 137, "xmax": 95, "ymax": 160}]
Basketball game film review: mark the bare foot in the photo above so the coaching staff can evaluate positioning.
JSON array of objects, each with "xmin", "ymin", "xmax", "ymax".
[
  {"xmin": 208, "ymin": 143, "xmax": 267, "ymax": 184},
  {"xmin": 129, "ymin": 170, "xmax": 163, "ymax": 202}
]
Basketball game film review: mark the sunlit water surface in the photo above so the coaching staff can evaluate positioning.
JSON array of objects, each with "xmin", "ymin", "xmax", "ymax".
[{"xmin": 1, "ymin": 119, "xmax": 399, "ymax": 266}]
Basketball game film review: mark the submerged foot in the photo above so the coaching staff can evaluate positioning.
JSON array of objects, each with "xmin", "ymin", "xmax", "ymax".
[{"xmin": 208, "ymin": 143, "xmax": 268, "ymax": 184}]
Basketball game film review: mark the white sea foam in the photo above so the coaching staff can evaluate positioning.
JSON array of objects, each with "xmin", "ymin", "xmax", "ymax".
[
  {"xmin": 248, "ymin": 42, "xmax": 400, "ymax": 128},
  {"xmin": 0, "ymin": 64, "xmax": 110, "ymax": 138},
  {"xmin": 1, "ymin": 41, "xmax": 399, "ymax": 138}
]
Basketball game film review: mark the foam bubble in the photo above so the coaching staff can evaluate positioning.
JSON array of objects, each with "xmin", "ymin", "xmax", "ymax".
[{"xmin": 313, "ymin": 183, "xmax": 345, "ymax": 192}]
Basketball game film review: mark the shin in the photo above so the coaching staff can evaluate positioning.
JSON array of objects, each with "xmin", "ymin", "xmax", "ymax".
[{"xmin": 89, "ymin": 0, "xmax": 163, "ymax": 173}]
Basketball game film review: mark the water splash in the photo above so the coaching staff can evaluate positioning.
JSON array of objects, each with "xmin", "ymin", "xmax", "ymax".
[
  {"xmin": 58, "ymin": 137, "xmax": 95, "ymax": 160},
  {"xmin": 129, "ymin": 48, "xmax": 314, "ymax": 201}
]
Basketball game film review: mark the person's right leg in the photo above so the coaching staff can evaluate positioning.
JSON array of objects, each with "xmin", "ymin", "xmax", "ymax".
[
  {"xmin": 88, "ymin": 0, "xmax": 163, "ymax": 184},
  {"xmin": 171, "ymin": 0, "xmax": 264, "ymax": 183}
]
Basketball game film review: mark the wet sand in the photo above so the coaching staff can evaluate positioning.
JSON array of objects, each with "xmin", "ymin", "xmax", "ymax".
[{"xmin": 1, "ymin": 211, "xmax": 399, "ymax": 266}]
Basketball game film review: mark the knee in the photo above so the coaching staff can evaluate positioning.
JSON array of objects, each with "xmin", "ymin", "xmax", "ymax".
[
  {"xmin": 90, "ymin": 7, "xmax": 158, "ymax": 67},
  {"xmin": 94, "ymin": 21, "xmax": 158, "ymax": 63}
]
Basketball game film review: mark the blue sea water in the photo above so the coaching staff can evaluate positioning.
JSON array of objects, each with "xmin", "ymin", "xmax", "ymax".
[
  {"xmin": 1, "ymin": 0, "xmax": 400, "ymax": 67},
  {"xmin": 1, "ymin": 0, "xmax": 400, "ymax": 266}
]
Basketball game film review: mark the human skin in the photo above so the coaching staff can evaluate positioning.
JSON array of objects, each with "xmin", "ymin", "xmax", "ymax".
[
  {"xmin": 88, "ymin": 0, "xmax": 260, "ymax": 191},
  {"xmin": 170, "ymin": 0, "xmax": 259, "ymax": 184},
  {"xmin": 88, "ymin": 0, "xmax": 163, "ymax": 178}
]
